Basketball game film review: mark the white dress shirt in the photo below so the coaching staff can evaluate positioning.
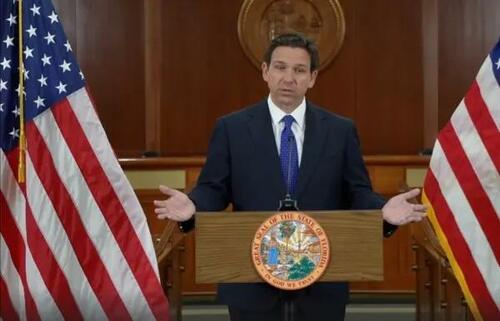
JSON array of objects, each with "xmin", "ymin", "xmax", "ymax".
[{"xmin": 267, "ymin": 96, "xmax": 306, "ymax": 166}]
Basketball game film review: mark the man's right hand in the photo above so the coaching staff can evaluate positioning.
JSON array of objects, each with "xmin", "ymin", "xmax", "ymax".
[{"xmin": 154, "ymin": 185, "xmax": 196, "ymax": 222}]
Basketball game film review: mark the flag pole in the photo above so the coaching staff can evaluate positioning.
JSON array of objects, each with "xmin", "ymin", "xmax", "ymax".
[{"xmin": 17, "ymin": 0, "xmax": 26, "ymax": 183}]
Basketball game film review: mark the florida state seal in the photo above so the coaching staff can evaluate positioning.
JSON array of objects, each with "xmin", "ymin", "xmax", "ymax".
[{"xmin": 251, "ymin": 212, "xmax": 330, "ymax": 290}]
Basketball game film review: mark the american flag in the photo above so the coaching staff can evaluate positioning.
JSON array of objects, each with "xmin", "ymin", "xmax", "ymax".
[
  {"xmin": 422, "ymin": 39, "xmax": 500, "ymax": 321},
  {"xmin": 0, "ymin": 0, "xmax": 170, "ymax": 320}
]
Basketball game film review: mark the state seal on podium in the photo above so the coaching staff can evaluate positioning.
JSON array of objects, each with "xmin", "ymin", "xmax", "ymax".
[{"xmin": 251, "ymin": 212, "xmax": 330, "ymax": 290}]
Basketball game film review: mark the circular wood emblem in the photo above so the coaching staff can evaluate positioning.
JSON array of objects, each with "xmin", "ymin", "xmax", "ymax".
[
  {"xmin": 251, "ymin": 212, "xmax": 330, "ymax": 290},
  {"xmin": 238, "ymin": 0, "xmax": 345, "ymax": 70}
]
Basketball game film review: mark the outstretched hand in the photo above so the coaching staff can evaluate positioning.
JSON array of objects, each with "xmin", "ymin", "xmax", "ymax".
[
  {"xmin": 382, "ymin": 188, "xmax": 427, "ymax": 225},
  {"xmin": 154, "ymin": 185, "xmax": 196, "ymax": 222}
]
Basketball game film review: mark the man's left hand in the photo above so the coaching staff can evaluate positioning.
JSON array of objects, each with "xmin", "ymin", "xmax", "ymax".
[{"xmin": 382, "ymin": 188, "xmax": 427, "ymax": 225}]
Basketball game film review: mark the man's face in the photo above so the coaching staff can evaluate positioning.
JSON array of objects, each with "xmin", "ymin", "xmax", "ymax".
[{"xmin": 262, "ymin": 46, "xmax": 318, "ymax": 111}]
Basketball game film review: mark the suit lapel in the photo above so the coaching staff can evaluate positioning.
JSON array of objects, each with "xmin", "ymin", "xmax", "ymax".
[
  {"xmin": 247, "ymin": 102, "xmax": 287, "ymax": 197},
  {"xmin": 296, "ymin": 103, "xmax": 328, "ymax": 198}
]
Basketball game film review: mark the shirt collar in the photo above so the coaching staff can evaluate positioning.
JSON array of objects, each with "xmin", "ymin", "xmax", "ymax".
[{"xmin": 267, "ymin": 96, "xmax": 306, "ymax": 129}]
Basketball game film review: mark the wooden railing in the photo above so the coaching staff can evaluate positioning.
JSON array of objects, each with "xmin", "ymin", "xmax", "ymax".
[
  {"xmin": 411, "ymin": 220, "xmax": 475, "ymax": 321},
  {"xmin": 152, "ymin": 220, "xmax": 184, "ymax": 321}
]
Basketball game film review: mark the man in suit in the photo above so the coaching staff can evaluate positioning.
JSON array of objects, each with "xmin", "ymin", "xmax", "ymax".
[{"xmin": 154, "ymin": 33, "xmax": 427, "ymax": 321}]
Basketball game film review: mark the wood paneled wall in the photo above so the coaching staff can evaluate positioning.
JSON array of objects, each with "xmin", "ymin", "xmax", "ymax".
[
  {"xmin": 50, "ymin": 0, "xmax": 500, "ymax": 158},
  {"xmin": 421, "ymin": 0, "xmax": 500, "ymax": 146},
  {"xmin": 436, "ymin": 0, "xmax": 500, "ymax": 129},
  {"xmin": 159, "ymin": 0, "xmax": 424, "ymax": 155},
  {"xmin": 50, "ymin": 0, "xmax": 500, "ymax": 157},
  {"xmin": 52, "ymin": 0, "xmax": 147, "ymax": 156}
]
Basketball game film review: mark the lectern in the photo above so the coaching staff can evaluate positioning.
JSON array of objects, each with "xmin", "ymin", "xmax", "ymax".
[{"xmin": 195, "ymin": 210, "xmax": 383, "ymax": 284}]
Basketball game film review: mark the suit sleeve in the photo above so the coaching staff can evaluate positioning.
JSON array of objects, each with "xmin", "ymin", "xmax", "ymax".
[
  {"xmin": 342, "ymin": 123, "xmax": 398, "ymax": 237},
  {"xmin": 188, "ymin": 118, "xmax": 232, "ymax": 211}
]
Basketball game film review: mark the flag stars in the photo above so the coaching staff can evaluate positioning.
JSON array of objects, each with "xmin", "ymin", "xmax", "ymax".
[
  {"xmin": 495, "ymin": 57, "xmax": 500, "ymax": 70},
  {"xmin": 79, "ymin": 71, "xmax": 85, "ymax": 80},
  {"xmin": 64, "ymin": 41, "xmax": 72, "ymax": 52},
  {"xmin": 9, "ymin": 128, "xmax": 19, "ymax": 139},
  {"xmin": 0, "ymin": 79, "xmax": 7, "ymax": 92},
  {"xmin": 26, "ymin": 25, "xmax": 37, "ymax": 38},
  {"xmin": 4, "ymin": 35, "xmax": 14, "ymax": 48},
  {"xmin": 48, "ymin": 11, "xmax": 59, "ymax": 24},
  {"xmin": 0, "ymin": 103, "xmax": 4, "ymax": 112},
  {"xmin": 0, "ymin": 57, "xmax": 11, "ymax": 70},
  {"xmin": 44, "ymin": 32, "xmax": 56, "ymax": 45},
  {"xmin": 56, "ymin": 81, "xmax": 67, "ymax": 94},
  {"xmin": 12, "ymin": 105, "xmax": 20, "ymax": 117},
  {"xmin": 38, "ymin": 74, "xmax": 48, "ymax": 87},
  {"xmin": 30, "ymin": 4, "xmax": 41, "ymax": 16},
  {"xmin": 41, "ymin": 54, "xmax": 52, "ymax": 66},
  {"xmin": 23, "ymin": 70, "xmax": 30, "ymax": 80},
  {"xmin": 59, "ymin": 60, "xmax": 71, "ymax": 72},
  {"xmin": 6, "ymin": 14, "xmax": 17, "ymax": 26},
  {"xmin": 34, "ymin": 96, "xmax": 46, "ymax": 108},
  {"xmin": 24, "ymin": 46, "xmax": 34, "ymax": 59}
]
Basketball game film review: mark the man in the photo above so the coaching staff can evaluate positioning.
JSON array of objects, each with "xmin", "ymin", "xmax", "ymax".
[{"xmin": 154, "ymin": 33, "xmax": 426, "ymax": 321}]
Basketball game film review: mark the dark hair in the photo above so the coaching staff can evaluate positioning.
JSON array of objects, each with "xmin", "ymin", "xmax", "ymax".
[{"xmin": 263, "ymin": 33, "xmax": 320, "ymax": 72}]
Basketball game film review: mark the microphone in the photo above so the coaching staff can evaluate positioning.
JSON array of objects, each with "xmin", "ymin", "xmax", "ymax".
[{"xmin": 279, "ymin": 134, "xmax": 299, "ymax": 211}]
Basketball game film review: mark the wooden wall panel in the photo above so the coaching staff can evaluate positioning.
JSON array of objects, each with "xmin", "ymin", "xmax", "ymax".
[
  {"xmin": 437, "ymin": 0, "xmax": 500, "ymax": 130},
  {"xmin": 160, "ymin": 0, "xmax": 267, "ymax": 156},
  {"xmin": 55, "ymin": 0, "xmax": 147, "ymax": 157},
  {"xmin": 351, "ymin": 225, "xmax": 416, "ymax": 292},
  {"xmin": 144, "ymin": 0, "xmax": 163, "ymax": 154},
  {"xmin": 78, "ymin": 0, "xmax": 146, "ymax": 157},
  {"xmin": 160, "ymin": 0, "xmax": 424, "ymax": 156},
  {"xmin": 306, "ymin": 0, "xmax": 357, "ymax": 121},
  {"xmin": 353, "ymin": 0, "xmax": 423, "ymax": 154},
  {"xmin": 52, "ymin": 0, "xmax": 500, "ymax": 157},
  {"xmin": 51, "ymin": 0, "xmax": 76, "ymax": 52}
]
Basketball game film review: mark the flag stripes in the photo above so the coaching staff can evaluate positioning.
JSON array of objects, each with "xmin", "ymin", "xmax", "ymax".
[
  {"xmin": 53, "ymin": 91, "xmax": 167, "ymax": 319},
  {"xmin": 24, "ymin": 155, "xmax": 106, "ymax": 321},
  {"xmin": 0, "ymin": 184, "xmax": 39, "ymax": 321},
  {"xmin": 67, "ymin": 89, "xmax": 159, "ymax": 274},
  {"xmin": 23, "ymin": 222, "xmax": 66, "ymax": 321},
  {"xmin": 0, "ymin": 275, "xmax": 20, "ymax": 321},
  {"xmin": 464, "ymin": 82, "xmax": 500, "ymax": 170},
  {"xmin": 450, "ymin": 102, "xmax": 500, "ymax": 216},
  {"xmin": 476, "ymin": 59, "xmax": 500, "ymax": 130},
  {"xmin": 2, "ymin": 150, "xmax": 79, "ymax": 321},
  {"xmin": 430, "ymin": 141, "xmax": 500, "ymax": 304},
  {"xmin": 438, "ymin": 122, "xmax": 500, "ymax": 263},
  {"xmin": 26, "ymin": 113, "xmax": 136, "ymax": 320},
  {"xmin": 423, "ymin": 44, "xmax": 500, "ymax": 321},
  {"xmin": 0, "ymin": 0, "xmax": 170, "ymax": 319},
  {"xmin": 424, "ymin": 173, "xmax": 498, "ymax": 320},
  {"xmin": 0, "ymin": 236, "xmax": 28, "ymax": 321},
  {"xmin": 1, "ymin": 94, "xmax": 169, "ymax": 320}
]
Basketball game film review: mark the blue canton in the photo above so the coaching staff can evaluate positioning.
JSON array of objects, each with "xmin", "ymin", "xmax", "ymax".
[
  {"xmin": 490, "ymin": 39, "xmax": 500, "ymax": 87},
  {"xmin": 0, "ymin": 0, "xmax": 85, "ymax": 152}
]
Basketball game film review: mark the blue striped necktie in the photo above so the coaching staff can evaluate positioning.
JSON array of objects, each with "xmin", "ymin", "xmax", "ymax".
[{"xmin": 280, "ymin": 115, "xmax": 299, "ymax": 196}]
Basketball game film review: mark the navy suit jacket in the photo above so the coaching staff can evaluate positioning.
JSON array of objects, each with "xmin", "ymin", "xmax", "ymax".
[{"xmin": 189, "ymin": 100, "xmax": 387, "ymax": 311}]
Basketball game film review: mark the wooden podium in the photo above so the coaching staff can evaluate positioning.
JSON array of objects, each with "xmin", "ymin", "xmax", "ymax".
[{"xmin": 195, "ymin": 210, "xmax": 384, "ymax": 284}]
